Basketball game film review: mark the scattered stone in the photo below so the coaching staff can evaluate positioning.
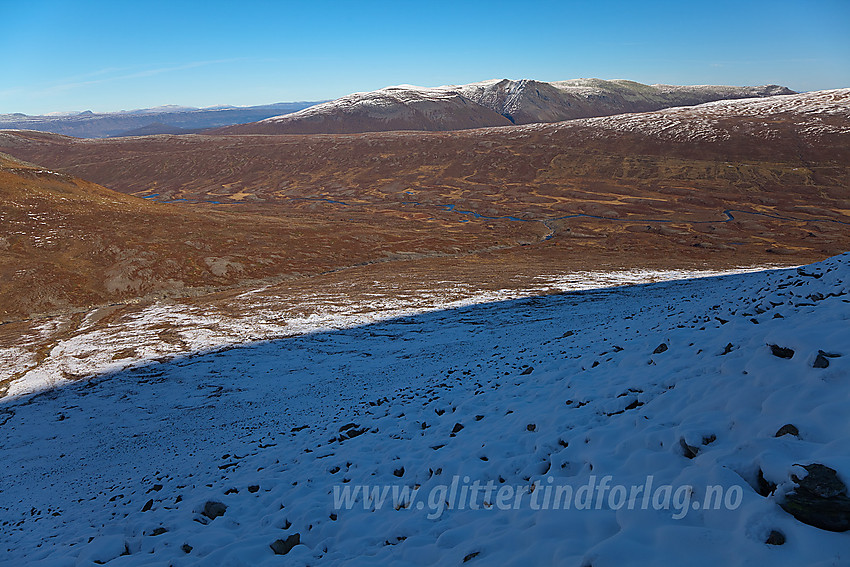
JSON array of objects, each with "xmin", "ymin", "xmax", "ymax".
[
  {"xmin": 270, "ymin": 533, "xmax": 301, "ymax": 556},
  {"xmin": 344, "ymin": 427, "xmax": 367, "ymax": 440},
  {"xmin": 393, "ymin": 467, "xmax": 405, "ymax": 477},
  {"xmin": 202, "ymin": 501, "xmax": 227, "ymax": 520},
  {"xmin": 150, "ymin": 527, "xmax": 167, "ymax": 536},
  {"xmin": 781, "ymin": 464, "xmax": 850, "ymax": 532},
  {"xmin": 775, "ymin": 424, "xmax": 799, "ymax": 438},
  {"xmin": 702, "ymin": 434, "xmax": 716, "ymax": 445},
  {"xmin": 757, "ymin": 469, "xmax": 777, "ymax": 497},
  {"xmin": 520, "ymin": 366, "xmax": 534, "ymax": 375},
  {"xmin": 769, "ymin": 344, "xmax": 795, "ymax": 359},
  {"xmin": 721, "ymin": 343, "xmax": 734, "ymax": 355},
  {"xmin": 141, "ymin": 499, "xmax": 154, "ymax": 512},
  {"xmin": 526, "ymin": 423, "xmax": 537, "ymax": 432},
  {"xmin": 181, "ymin": 544, "xmax": 193, "ymax": 554},
  {"xmin": 452, "ymin": 423, "xmax": 464, "ymax": 434},
  {"xmin": 463, "ymin": 551, "xmax": 481, "ymax": 562},
  {"xmin": 765, "ymin": 530, "xmax": 786, "ymax": 545},
  {"xmin": 248, "ymin": 485, "xmax": 260, "ymax": 493},
  {"xmin": 653, "ymin": 343, "xmax": 669, "ymax": 354},
  {"xmin": 679, "ymin": 438, "xmax": 699, "ymax": 459},
  {"xmin": 813, "ymin": 353, "xmax": 830, "ymax": 368}
]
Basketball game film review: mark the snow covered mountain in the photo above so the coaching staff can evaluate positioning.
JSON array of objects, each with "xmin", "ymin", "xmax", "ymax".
[
  {"xmin": 218, "ymin": 79, "xmax": 794, "ymax": 134},
  {"xmin": 2, "ymin": 254, "xmax": 848, "ymax": 565}
]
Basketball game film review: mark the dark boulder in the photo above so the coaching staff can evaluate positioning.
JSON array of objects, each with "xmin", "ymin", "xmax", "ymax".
[
  {"xmin": 679, "ymin": 438, "xmax": 699, "ymax": 459},
  {"xmin": 202, "ymin": 501, "xmax": 227, "ymax": 520},
  {"xmin": 781, "ymin": 464, "xmax": 850, "ymax": 532},
  {"xmin": 270, "ymin": 533, "xmax": 301, "ymax": 555},
  {"xmin": 775, "ymin": 424, "xmax": 799, "ymax": 438},
  {"xmin": 813, "ymin": 353, "xmax": 830, "ymax": 368},
  {"xmin": 756, "ymin": 469, "xmax": 777, "ymax": 497},
  {"xmin": 769, "ymin": 344, "xmax": 795, "ymax": 359}
]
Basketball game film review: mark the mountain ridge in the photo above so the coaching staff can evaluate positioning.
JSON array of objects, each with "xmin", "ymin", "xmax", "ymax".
[{"xmin": 216, "ymin": 78, "xmax": 795, "ymax": 135}]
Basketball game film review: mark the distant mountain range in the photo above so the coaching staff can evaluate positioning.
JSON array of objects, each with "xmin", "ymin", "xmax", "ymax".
[
  {"xmin": 0, "ymin": 102, "xmax": 325, "ymax": 138},
  {"xmin": 216, "ymin": 79, "xmax": 795, "ymax": 135}
]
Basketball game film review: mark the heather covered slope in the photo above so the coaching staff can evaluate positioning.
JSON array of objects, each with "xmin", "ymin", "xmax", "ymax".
[
  {"xmin": 1, "ymin": 255, "xmax": 848, "ymax": 565},
  {"xmin": 0, "ymin": 151, "xmax": 479, "ymax": 321},
  {"xmin": 217, "ymin": 79, "xmax": 794, "ymax": 134}
]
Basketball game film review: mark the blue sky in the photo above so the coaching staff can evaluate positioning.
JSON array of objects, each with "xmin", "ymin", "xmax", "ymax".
[{"xmin": 2, "ymin": 0, "xmax": 848, "ymax": 114}]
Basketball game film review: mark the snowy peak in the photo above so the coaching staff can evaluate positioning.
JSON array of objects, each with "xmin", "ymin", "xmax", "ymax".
[{"xmin": 218, "ymin": 78, "xmax": 796, "ymax": 135}]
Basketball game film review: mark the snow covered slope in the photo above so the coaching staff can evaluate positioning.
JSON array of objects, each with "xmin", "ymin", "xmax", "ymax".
[
  {"xmin": 549, "ymin": 88, "xmax": 850, "ymax": 142},
  {"xmin": 219, "ymin": 85, "xmax": 514, "ymax": 134},
  {"xmin": 218, "ymin": 79, "xmax": 793, "ymax": 134},
  {"xmin": 2, "ymin": 255, "xmax": 849, "ymax": 565}
]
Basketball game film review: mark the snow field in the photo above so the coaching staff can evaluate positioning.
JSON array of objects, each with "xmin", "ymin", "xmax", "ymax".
[{"xmin": 1, "ymin": 255, "xmax": 848, "ymax": 565}]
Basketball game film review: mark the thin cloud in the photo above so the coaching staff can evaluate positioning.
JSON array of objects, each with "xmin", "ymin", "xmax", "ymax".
[{"xmin": 40, "ymin": 58, "xmax": 247, "ymax": 95}]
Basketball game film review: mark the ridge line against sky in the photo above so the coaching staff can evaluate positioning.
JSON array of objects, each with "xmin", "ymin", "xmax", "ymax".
[{"xmin": 2, "ymin": 0, "xmax": 849, "ymax": 115}]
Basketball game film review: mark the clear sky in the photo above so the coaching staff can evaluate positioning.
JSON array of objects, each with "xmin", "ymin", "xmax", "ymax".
[{"xmin": 2, "ymin": 0, "xmax": 849, "ymax": 115}]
